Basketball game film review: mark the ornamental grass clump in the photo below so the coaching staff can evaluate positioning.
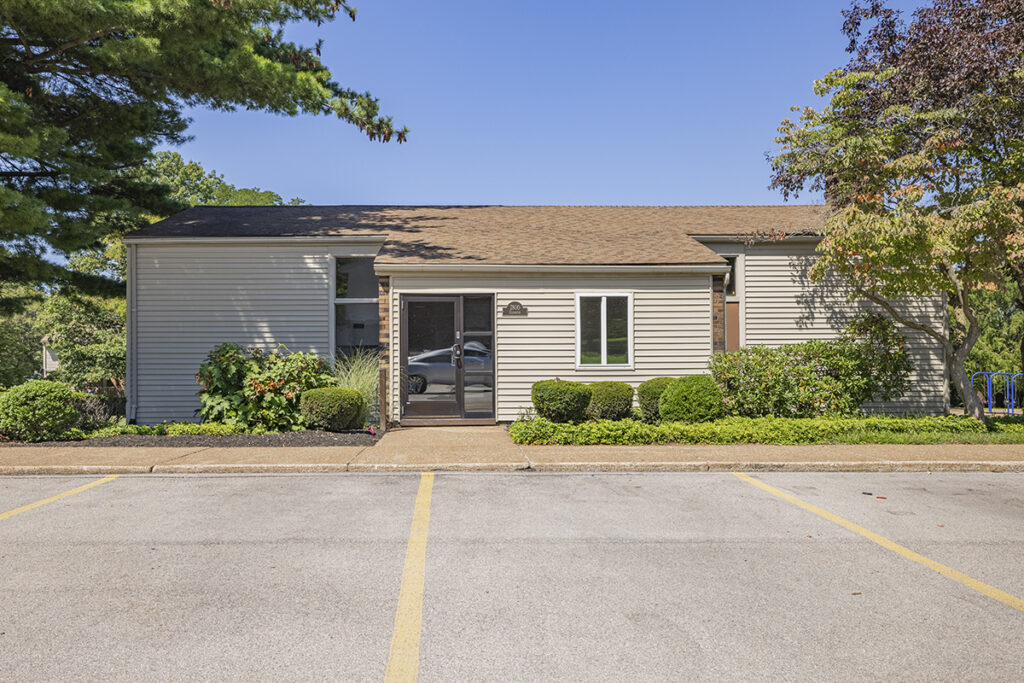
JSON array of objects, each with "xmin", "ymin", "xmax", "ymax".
[
  {"xmin": 531, "ymin": 379, "xmax": 592, "ymax": 423},
  {"xmin": 333, "ymin": 347, "xmax": 382, "ymax": 426},
  {"xmin": 586, "ymin": 381, "xmax": 635, "ymax": 421},
  {"xmin": 0, "ymin": 380, "xmax": 80, "ymax": 442},
  {"xmin": 658, "ymin": 375, "xmax": 725, "ymax": 423}
]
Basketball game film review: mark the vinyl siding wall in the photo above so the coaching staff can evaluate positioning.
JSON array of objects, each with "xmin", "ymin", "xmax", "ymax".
[
  {"xmin": 130, "ymin": 242, "xmax": 377, "ymax": 424},
  {"xmin": 741, "ymin": 242, "xmax": 948, "ymax": 414},
  {"xmin": 388, "ymin": 274, "xmax": 713, "ymax": 423}
]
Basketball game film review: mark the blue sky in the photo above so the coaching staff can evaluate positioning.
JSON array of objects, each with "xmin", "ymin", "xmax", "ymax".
[{"xmin": 172, "ymin": 0, "xmax": 919, "ymax": 206}]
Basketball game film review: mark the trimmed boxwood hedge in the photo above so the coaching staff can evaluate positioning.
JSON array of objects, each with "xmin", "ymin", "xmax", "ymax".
[
  {"xmin": 0, "ymin": 380, "xmax": 80, "ymax": 442},
  {"xmin": 586, "ymin": 381, "xmax": 635, "ymax": 421},
  {"xmin": 531, "ymin": 380, "xmax": 592, "ymax": 423},
  {"xmin": 637, "ymin": 377, "xmax": 674, "ymax": 423},
  {"xmin": 658, "ymin": 375, "xmax": 725, "ymax": 423},
  {"xmin": 509, "ymin": 415, "xmax": 999, "ymax": 446},
  {"xmin": 300, "ymin": 387, "xmax": 364, "ymax": 431}
]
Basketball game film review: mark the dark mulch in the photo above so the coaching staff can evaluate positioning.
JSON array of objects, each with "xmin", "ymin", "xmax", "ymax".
[{"xmin": 0, "ymin": 429, "xmax": 379, "ymax": 448}]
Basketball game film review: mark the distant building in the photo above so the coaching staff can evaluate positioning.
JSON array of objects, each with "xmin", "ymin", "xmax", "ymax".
[{"xmin": 41, "ymin": 337, "xmax": 59, "ymax": 376}]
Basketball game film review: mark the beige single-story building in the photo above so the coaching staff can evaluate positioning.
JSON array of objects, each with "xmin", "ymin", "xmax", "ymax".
[{"xmin": 123, "ymin": 205, "xmax": 948, "ymax": 425}]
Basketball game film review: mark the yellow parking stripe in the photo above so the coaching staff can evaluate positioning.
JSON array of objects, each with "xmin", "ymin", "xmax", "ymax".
[
  {"xmin": 732, "ymin": 472, "xmax": 1024, "ymax": 614},
  {"xmin": 384, "ymin": 472, "xmax": 435, "ymax": 683},
  {"xmin": 0, "ymin": 475, "xmax": 120, "ymax": 522}
]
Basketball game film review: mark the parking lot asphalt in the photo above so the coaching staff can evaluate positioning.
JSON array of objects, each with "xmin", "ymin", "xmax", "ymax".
[{"xmin": 1, "ymin": 472, "xmax": 1022, "ymax": 681}]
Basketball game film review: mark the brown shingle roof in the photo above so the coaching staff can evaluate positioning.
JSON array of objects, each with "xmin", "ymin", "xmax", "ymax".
[{"xmin": 131, "ymin": 205, "xmax": 827, "ymax": 266}]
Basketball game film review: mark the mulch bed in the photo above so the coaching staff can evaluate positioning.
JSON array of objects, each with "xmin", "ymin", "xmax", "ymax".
[{"xmin": 0, "ymin": 429, "xmax": 379, "ymax": 448}]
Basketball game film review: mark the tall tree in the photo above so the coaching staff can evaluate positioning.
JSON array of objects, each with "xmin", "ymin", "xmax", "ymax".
[
  {"xmin": 34, "ymin": 294, "xmax": 126, "ymax": 392},
  {"xmin": 1, "ymin": 1, "xmax": 405, "ymax": 312},
  {"xmin": 0, "ymin": 283, "xmax": 43, "ymax": 387},
  {"xmin": 141, "ymin": 151, "xmax": 306, "ymax": 207},
  {"xmin": 769, "ymin": 0, "xmax": 1024, "ymax": 419},
  {"xmin": 954, "ymin": 283, "xmax": 1024, "ymax": 407},
  {"xmin": 68, "ymin": 151, "xmax": 304, "ymax": 279}
]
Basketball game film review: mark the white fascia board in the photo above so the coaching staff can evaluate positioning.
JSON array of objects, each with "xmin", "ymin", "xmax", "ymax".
[
  {"xmin": 373, "ymin": 263, "xmax": 731, "ymax": 275},
  {"xmin": 690, "ymin": 233, "xmax": 822, "ymax": 244},
  {"xmin": 123, "ymin": 235, "xmax": 387, "ymax": 246}
]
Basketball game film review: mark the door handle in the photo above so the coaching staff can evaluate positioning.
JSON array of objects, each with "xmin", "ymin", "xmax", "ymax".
[{"xmin": 452, "ymin": 343, "xmax": 462, "ymax": 368}]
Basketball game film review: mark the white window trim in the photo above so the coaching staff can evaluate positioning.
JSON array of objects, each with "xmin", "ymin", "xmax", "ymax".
[
  {"xmin": 330, "ymin": 256, "xmax": 380, "ymax": 361},
  {"xmin": 575, "ymin": 292, "xmax": 634, "ymax": 370},
  {"xmin": 334, "ymin": 297, "xmax": 379, "ymax": 305}
]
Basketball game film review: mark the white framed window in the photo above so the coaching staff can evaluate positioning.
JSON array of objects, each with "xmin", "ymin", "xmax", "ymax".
[
  {"xmin": 332, "ymin": 257, "xmax": 380, "ymax": 355},
  {"xmin": 575, "ymin": 293, "xmax": 633, "ymax": 368}
]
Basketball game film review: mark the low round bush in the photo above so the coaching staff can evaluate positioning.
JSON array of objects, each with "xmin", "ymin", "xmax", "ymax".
[
  {"xmin": 659, "ymin": 375, "xmax": 725, "ymax": 423},
  {"xmin": 531, "ymin": 379, "xmax": 592, "ymax": 423},
  {"xmin": 300, "ymin": 388, "xmax": 364, "ymax": 431},
  {"xmin": 0, "ymin": 380, "xmax": 80, "ymax": 442},
  {"xmin": 637, "ymin": 377, "xmax": 674, "ymax": 423},
  {"xmin": 586, "ymin": 381, "xmax": 635, "ymax": 421}
]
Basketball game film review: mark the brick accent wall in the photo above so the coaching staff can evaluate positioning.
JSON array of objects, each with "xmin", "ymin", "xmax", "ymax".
[
  {"xmin": 377, "ymin": 275, "xmax": 390, "ymax": 427},
  {"xmin": 711, "ymin": 275, "xmax": 725, "ymax": 353}
]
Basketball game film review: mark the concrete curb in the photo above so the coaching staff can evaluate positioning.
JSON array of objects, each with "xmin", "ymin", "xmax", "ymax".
[
  {"xmin": 151, "ymin": 463, "xmax": 352, "ymax": 474},
  {"xmin": 2, "ymin": 461, "xmax": 1024, "ymax": 474},
  {"xmin": 347, "ymin": 462, "xmax": 530, "ymax": 472},
  {"xmin": 0, "ymin": 466, "xmax": 155, "ymax": 475},
  {"xmin": 526, "ymin": 461, "xmax": 1024, "ymax": 473}
]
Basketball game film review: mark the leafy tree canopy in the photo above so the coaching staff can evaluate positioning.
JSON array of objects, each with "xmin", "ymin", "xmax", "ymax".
[
  {"xmin": 769, "ymin": 0, "xmax": 1024, "ymax": 419},
  {"xmin": 141, "ymin": 151, "xmax": 306, "ymax": 207},
  {"xmin": 0, "ymin": 283, "xmax": 43, "ymax": 388},
  {"xmin": 1, "ymin": 0, "xmax": 404, "ymax": 312},
  {"xmin": 68, "ymin": 151, "xmax": 304, "ymax": 279},
  {"xmin": 33, "ymin": 294, "xmax": 126, "ymax": 392},
  {"xmin": 953, "ymin": 282, "xmax": 1024, "ymax": 406}
]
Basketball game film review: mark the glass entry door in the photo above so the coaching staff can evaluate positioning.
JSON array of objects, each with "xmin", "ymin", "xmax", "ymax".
[{"xmin": 401, "ymin": 295, "xmax": 494, "ymax": 420}]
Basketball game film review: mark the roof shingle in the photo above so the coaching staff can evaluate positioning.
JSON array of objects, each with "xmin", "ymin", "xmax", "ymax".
[{"xmin": 130, "ymin": 205, "xmax": 827, "ymax": 266}]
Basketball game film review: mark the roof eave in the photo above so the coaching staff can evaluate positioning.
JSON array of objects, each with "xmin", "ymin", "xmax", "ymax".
[
  {"xmin": 373, "ymin": 262, "xmax": 731, "ymax": 275},
  {"xmin": 122, "ymin": 234, "xmax": 388, "ymax": 245}
]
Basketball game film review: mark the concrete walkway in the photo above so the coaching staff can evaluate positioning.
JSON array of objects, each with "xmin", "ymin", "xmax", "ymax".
[{"xmin": 2, "ymin": 426, "xmax": 1024, "ymax": 474}]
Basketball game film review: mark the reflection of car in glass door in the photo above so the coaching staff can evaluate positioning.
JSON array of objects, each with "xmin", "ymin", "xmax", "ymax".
[{"xmin": 407, "ymin": 341, "xmax": 493, "ymax": 394}]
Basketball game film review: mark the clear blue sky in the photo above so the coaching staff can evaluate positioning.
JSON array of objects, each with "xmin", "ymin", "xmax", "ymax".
[{"xmin": 170, "ymin": 0, "xmax": 919, "ymax": 206}]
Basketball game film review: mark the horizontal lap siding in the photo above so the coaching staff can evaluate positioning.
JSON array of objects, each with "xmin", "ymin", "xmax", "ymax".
[
  {"xmin": 134, "ymin": 245, "xmax": 331, "ymax": 424},
  {"xmin": 744, "ymin": 244, "xmax": 948, "ymax": 415},
  {"xmin": 390, "ymin": 274, "xmax": 711, "ymax": 422}
]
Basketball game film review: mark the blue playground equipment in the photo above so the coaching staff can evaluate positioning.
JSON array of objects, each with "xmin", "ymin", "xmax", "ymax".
[{"xmin": 971, "ymin": 372, "xmax": 1024, "ymax": 415}]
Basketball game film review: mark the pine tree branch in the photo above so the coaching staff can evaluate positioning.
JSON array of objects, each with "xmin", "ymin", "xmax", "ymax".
[{"xmin": 22, "ymin": 27, "xmax": 122, "ymax": 68}]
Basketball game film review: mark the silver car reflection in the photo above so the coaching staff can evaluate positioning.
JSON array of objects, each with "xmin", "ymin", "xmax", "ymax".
[{"xmin": 407, "ymin": 341, "xmax": 493, "ymax": 394}]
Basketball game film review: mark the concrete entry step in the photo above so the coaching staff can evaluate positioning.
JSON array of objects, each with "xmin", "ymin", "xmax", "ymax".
[{"xmin": 349, "ymin": 426, "xmax": 528, "ymax": 471}]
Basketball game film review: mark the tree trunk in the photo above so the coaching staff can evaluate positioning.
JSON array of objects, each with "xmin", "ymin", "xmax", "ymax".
[
  {"xmin": 950, "ymin": 358, "xmax": 985, "ymax": 420},
  {"xmin": 1020, "ymin": 325, "xmax": 1024, "ymax": 377}
]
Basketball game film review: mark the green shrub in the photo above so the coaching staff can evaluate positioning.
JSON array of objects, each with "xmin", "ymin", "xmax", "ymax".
[
  {"xmin": 76, "ymin": 421, "xmax": 247, "ymax": 439},
  {"xmin": 710, "ymin": 314, "xmax": 912, "ymax": 418},
  {"xmin": 637, "ymin": 377, "xmax": 674, "ymax": 423},
  {"xmin": 509, "ymin": 414, "xmax": 992, "ymax": 446},
  {"xmin": 841, "ymin": 313, "xmax": 914, "ymax": 402},
  {"xmin": 586, "ymin": 381, "xmax": 634, "ymax": 421},
  {"xmin": 531, "ymin": 379, "xmax": 592, "ymax": 423},
  {"xmin": 334, "ymin": 347, "xmax": 381, "ymax": 426},
  {"xmin": 196, "ymin": 343, "xmax": 336, "ymax": 431},
  {"xmin": 659, "ymin": 375, "xmax": 725, "ymax": 423},
  {"xmin": 0, "ymin": 380, "xmax": 80, "ymax": 442},
  {"xmin": 300, "ymin": 388, "xmax": 364, "ymax": 431},
  {"xmin": 164, "ymin": 422, "xmax": 247, "ymax": 436},
  {"xmin": 72, "ymin": 392, "xmax": 126, "ymax": 430}
]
